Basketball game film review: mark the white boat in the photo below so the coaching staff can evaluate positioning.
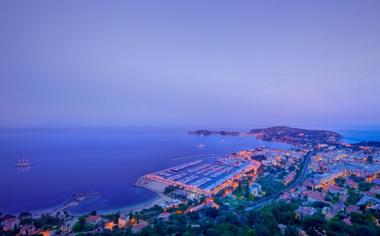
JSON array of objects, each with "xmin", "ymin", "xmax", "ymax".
[{"xmin": 16, "ymin": 159, "xmax": 32, "ymax": 168}]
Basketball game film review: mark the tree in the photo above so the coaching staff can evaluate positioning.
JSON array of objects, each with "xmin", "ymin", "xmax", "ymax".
[
  {"xmin": 284, "ymin": 225, "xmax": 299, "ymax": 236},
  {"xmin": 326, "ymin": 218, "xmax": 353, "ymax": 236},
  {"xmin": 350, "ymin": 212, "xmax": 376, "ymax": 226},
  {"xmin": 301, "ymin": 214, "xmax": 327, "ymax": 236},
  {"xmin": 250, "ymin": 207, "xmax": 280, "ymax": 236},
  {"xmin": 345, "ymin": 189, "xmax": 361, "ymax": 206},
  {"xmin": 366, "ymin": 155, "xmax": 373, "ymax": 164},
  {"xmin": 139, "ymin": 226, "xmax": 162, "ymax": 236},
  {"xmin": 335, "ymin": 177, "xmax": 345, "ymax": 187},
  {"xmin": 163, "ymin": 185, "xmax": 177, "ymax": 195},
  {"xmin": 358, "ymin": 181, "xmax": 372, "ymax": 191},
  {"xmin": 102, "ymin": 212, "xmax": 120, "ymax": 223},
  {"xmin": 257, "ymin": 176, "xmax": 285, "ymax": 196},
  {"xmin": 19, "ymin": 211, "xmax": 32, "ymax": 219},
  {"xmin": 203, "ymin": 207, "xmax": 219, "ymax": 219},
  {"xmin": 33, "ymin": 214, "xmax": 63, "ymax": 229},
  {"xmin": 349, "ymin": 213, "xmax": 380, "ymax": 236},
  {"xmin": 72, "ymin": 217, "xmax": 86, "ymax": 232},
  {"xmin": 189, "ymin": 211, "xmax": 199, "ymax": 222},
  {"xmin": 271, "ymin": 201, "xmax": 297, "ymax": 225},
  {"xmin": 205, "ymin": 227, "xmax": 219, "ymax": 236}
]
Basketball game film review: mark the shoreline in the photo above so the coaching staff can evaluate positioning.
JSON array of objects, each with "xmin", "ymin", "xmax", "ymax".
[
  {"xmin": 96, "ymin": 176, "xmax": 170, "ymax": 215},
  {"xmin": 28, "ymin": 193, "xmax": 165, "ymax": 218},
  {"xmin": 97, "ymin": 194, "xmax": 169, "ymax": 216},
  {"xmin": 8, "ymin": 174, "xmax": 169, "ymax": 218},
  {"xmin": 27, "ymin": 179, "xmax": 167, "ymax": 218},
  {"xmin": 30, "ymin": 194, "xmax": 103, "ymax": 218}
]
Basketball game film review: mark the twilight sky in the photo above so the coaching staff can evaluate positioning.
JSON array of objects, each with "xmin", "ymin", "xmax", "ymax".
[{"xmin": 0, "ymin": 1, "xmax": 379, "ymax": 129}]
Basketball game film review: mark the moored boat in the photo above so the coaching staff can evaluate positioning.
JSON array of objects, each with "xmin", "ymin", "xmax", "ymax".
[{"xmin": 16, "ymin": 159, "xmax": 32, "ymax": 168}]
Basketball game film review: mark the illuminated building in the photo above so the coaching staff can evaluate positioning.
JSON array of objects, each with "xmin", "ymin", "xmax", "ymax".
[{"xmin": 104, "ymin": 221, "xmax": 115, "ymax": 230}]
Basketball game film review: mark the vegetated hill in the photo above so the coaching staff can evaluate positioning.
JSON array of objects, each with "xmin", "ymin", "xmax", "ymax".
[
  {"xmin": 248, "ymin": 126, "xmax": 342, "ymax": 146},
  {"xmin": 189, "ymin": 126, "xmax": 343, "ymax": 146},
  {"xmin": 188, "ymin": 130, "xmax": 240, "ymax": 136}
]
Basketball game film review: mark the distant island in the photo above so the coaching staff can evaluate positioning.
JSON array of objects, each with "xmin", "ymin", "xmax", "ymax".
[{"xmin": 189, "ymin": 126, "xmax": 343, "ymax": 147}]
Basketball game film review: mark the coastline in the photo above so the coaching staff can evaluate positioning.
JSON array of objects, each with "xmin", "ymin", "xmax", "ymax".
[
  {"xmin": 29, "ymin": 192, "xmax": 166, "ymax": 218},
  {"xmin": 7, "ymin": 127, "xmax": 380, "ymax": 219},
  {"xmin": 29, "ymin": 177, "xmax": 168, "ymax": 218},
  {"xmin": 97, "ymin": 176, "xmax": 170, "ymax": 215},
  {"xmin": 98, "ymin": 194, "xmax": 169, "ymax": 216}
]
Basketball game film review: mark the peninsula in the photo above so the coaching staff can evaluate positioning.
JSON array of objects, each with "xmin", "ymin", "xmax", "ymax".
[{"xmin": 190, "ymin": 126, "xmax": 343, "ymax": 147}]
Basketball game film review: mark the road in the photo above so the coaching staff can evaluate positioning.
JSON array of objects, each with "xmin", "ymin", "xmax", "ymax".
[{"xmin": 245, "ymin": 149, "xmax": 317, "ymax": 211}]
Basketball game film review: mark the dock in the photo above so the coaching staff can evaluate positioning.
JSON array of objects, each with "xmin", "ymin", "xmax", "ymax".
[{"xmin": 171, "ymin": 154, "xmax": 217, "ymax": 162}]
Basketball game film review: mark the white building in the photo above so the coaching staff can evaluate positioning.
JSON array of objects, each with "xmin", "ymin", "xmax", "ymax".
[{"xmin": 250, "ymin": 183, "xmax": 262, "ymax": 197}]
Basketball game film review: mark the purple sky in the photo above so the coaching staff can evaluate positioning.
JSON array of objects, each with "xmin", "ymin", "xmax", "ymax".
[{"xmin": 0, "ymin": 1, "xmax": 379, "ymax": 128}]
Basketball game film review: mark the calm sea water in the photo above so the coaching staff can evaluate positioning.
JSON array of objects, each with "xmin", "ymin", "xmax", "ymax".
[
  {"xmin": 0, "ymin": 127, "xmax": 290, "ymax": 214},
  {"xmin": 332, "ymin": 126, "xmax": 380, "ymax": 143},
  {"xmin": 1, "ymin": 126, "xmax": 379, "ymax": 215}
]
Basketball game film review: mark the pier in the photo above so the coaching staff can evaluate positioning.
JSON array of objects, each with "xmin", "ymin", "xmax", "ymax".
[{"xmin": 171, "ymin": 153, "xmax": 217, "ymax": 162}]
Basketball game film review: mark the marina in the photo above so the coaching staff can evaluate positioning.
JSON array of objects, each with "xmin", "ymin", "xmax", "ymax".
[{"xmin": 140, "ymin": 156, "xmax": 260, "ymax": 195}]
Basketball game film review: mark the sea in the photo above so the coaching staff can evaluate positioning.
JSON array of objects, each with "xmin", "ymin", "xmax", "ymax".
[{"xmin": 0, "ymin": 126, "xmax": 379, "ymax": 215}]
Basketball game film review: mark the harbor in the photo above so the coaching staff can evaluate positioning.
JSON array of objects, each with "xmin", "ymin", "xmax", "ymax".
[{"xmin": 138, "ymin": 155, "xmax": 260, "ymax": 196}]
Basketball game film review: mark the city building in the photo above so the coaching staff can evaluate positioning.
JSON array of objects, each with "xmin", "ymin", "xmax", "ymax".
[
  {"xmin": 249, "ymin": 183, "xmax": 262, "ymax": 197},
  {"xmin": 1, "ymin": 217, "xmax": 19, "ymax": 231},
  {"xmin": 295, "ymin": 206, "xmax": 316, "ymax": 220},
  {"xmin": 284, "ymin": 170, "xmax": 296, "ymax": 185},
  {"xmin": 304, "ymin": 191, "xmax": 326, "ymax": 202},
  {"xmin": 86, "ymin": 215, "xmax": 102, "ymax": 225}
]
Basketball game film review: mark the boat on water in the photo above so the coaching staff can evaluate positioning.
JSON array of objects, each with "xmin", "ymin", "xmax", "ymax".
[{"xmin": 16, "ymin": 159, "xmax": 32, "ymax": 168}]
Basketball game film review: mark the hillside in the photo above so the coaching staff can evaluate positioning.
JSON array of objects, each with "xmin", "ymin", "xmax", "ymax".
[{"xmin": 249, "ymin": 126, "xmax": 342, "ymax": 146}]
